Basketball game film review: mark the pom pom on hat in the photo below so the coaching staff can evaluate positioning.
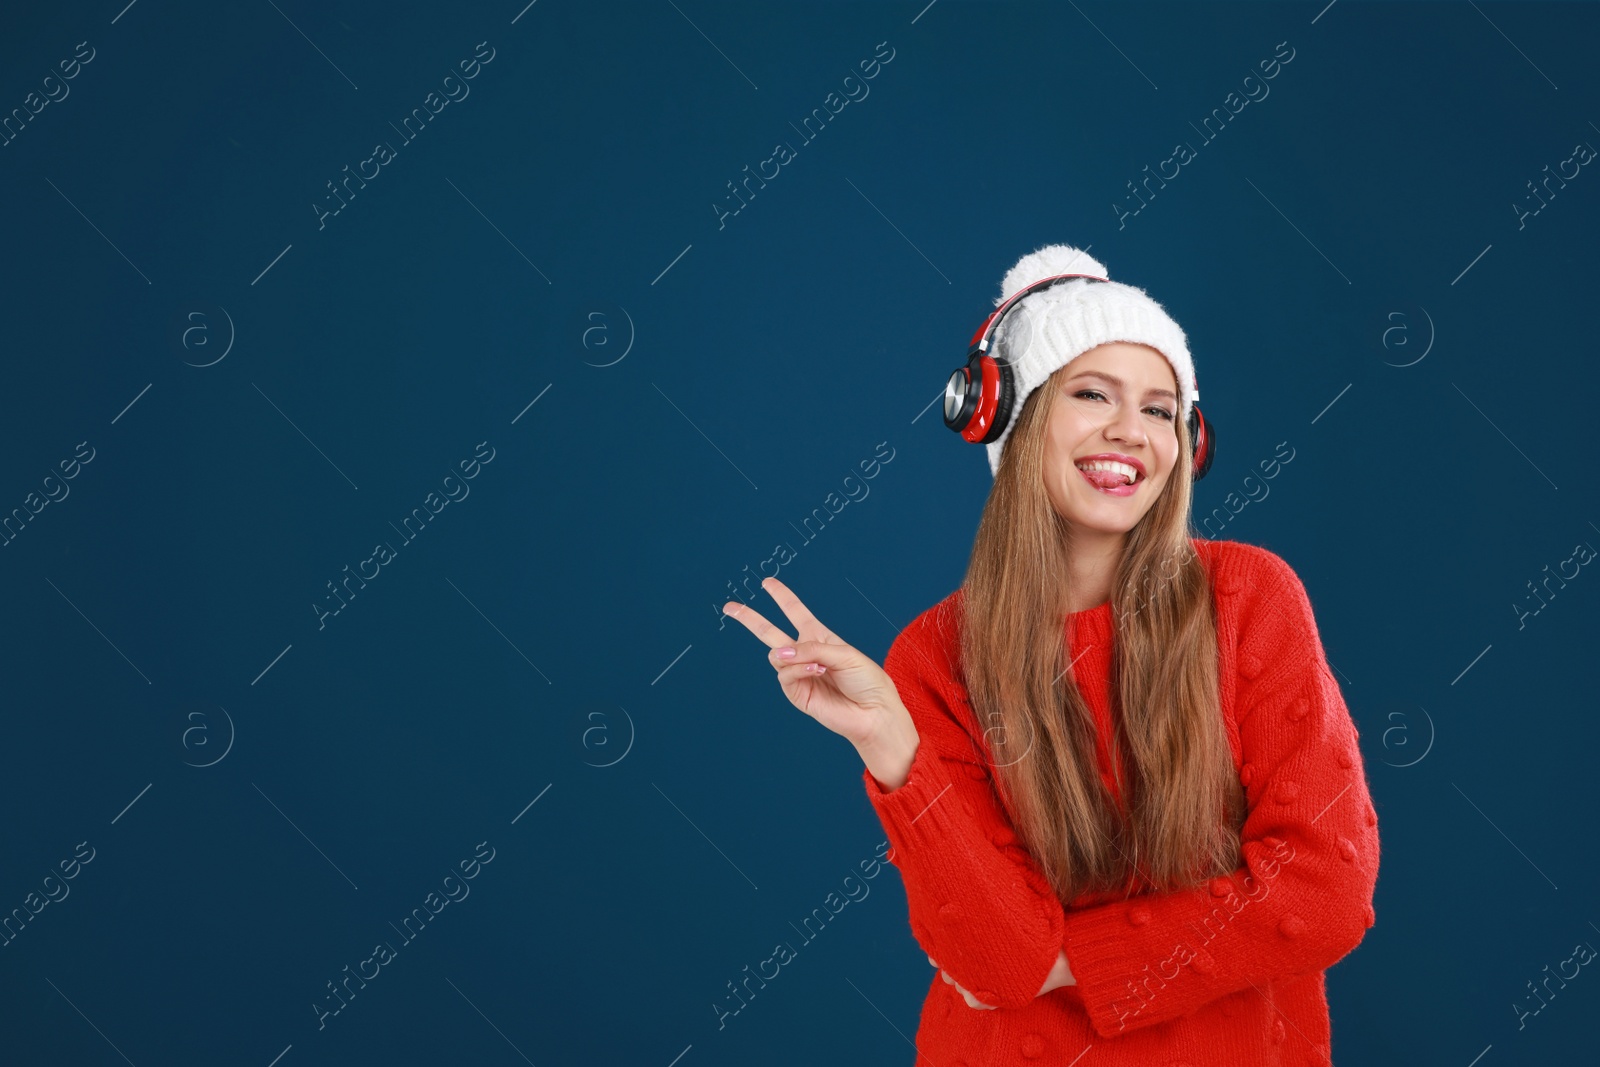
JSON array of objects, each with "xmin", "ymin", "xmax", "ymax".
[{"xmin": 996, "ymin": 245, "xmax": 1111, "ymax": 308}]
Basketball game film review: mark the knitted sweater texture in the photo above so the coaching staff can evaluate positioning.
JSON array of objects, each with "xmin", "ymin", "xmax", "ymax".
[{"xmin": 861, "ymin": 538, "xmax": 1380, "ymax": 1066}]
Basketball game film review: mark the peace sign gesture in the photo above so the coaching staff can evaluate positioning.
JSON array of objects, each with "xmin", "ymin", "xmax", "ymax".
[{"xmin": 724, "ymin": 577, "xmax": 917, "ymax": 777}]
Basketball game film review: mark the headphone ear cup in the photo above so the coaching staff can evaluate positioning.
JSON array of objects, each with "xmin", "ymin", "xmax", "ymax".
[
  {"xmin": 1188, "ymin": 406, "xmax": 1216, "ymax": 481},
  {"xmin": 979, "ymin": 355, "xmax": 1016, "ymax": 444}
]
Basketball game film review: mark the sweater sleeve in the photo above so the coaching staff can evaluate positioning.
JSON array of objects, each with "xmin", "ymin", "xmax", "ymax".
[
  {"xmin": 1058, "ymin": 550, "xmax": 1381, "ymax": 1038},
  {"xmin": 861, "ymin": 621, "xmax": 1066, "ymax": 1010}
]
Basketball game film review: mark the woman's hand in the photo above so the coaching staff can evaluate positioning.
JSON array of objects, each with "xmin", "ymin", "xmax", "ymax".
[
  {"xmin": 1038, "ymin": 948, "xmax": 1076, "ymax": 993},
  {"xmin": 928, "ymin": 955, "xmax": 997, "ymax": 1010},
  {"xmin": 724, "ymin": 577, "xmax": 916, "ymax": 764},
  {"xmin": 928, "ymin": 959, "xmax": 998, "ymax": 1011},
  {"xmin": 926, "ymin": 950, "xmax": 1076, "ymax": 1010}
]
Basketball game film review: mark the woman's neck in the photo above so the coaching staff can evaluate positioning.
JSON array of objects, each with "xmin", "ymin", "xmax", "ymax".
[{"xmin": 1064, "ymin": 532, "xmax": 1125, "ymax": 614}]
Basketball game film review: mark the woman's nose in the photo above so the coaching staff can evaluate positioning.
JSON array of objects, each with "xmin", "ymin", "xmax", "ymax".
[{"xmin": 1104, "ymin": 404, "xmax": 1146, "ymax": 444}]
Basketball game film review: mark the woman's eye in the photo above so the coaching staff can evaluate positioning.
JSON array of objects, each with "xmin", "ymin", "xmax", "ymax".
[{"xmin": 1076, "ymin": 389, "xmax": 1174, "ymax": 421}]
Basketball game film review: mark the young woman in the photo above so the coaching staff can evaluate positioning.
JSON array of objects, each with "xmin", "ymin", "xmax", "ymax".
[{"xmin": 725, "ymin": 245, "xmax": 1379, "ymax": 1065}]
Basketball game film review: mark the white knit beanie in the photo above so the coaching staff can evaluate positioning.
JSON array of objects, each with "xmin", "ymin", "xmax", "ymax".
[{"xmin": 985, "ymin": 244, "xmax": 1196, "ymax": 479}]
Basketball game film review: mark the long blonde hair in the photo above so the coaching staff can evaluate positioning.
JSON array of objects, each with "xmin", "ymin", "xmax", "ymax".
[{"xmin": 959, "ymin": 363, "xmax": 1246, "ymax": 904}]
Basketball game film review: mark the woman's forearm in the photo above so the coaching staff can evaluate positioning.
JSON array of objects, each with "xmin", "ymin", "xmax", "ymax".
[
  {"xmin": 855, "ymin": 705, "xmax": 920, "ymax": 791},
  {"xmin": 865, "ymin": 725, "xmax": 1076, "ymax": 998}
]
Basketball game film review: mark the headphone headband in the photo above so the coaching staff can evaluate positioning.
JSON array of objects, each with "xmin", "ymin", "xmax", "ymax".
[{"xmin": 969, "ymin": 272, "xmax": 1110, "ymax": 359}]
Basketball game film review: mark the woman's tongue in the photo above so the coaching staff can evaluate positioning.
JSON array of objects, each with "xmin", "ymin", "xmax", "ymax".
[{"xmin": 1080, "ymin": 467, "xmax": 1130, "ymax": 490}]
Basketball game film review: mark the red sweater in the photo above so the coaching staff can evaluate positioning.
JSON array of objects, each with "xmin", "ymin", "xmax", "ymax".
[{"xmin": 862, "ymin": 538, "xmax": 1380, "ymax": 1066}]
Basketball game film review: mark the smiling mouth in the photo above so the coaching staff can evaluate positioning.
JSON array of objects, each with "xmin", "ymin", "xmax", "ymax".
[{"xmin": 1074, "ymin": 460, "xmax": 1143, "ymax": 491}]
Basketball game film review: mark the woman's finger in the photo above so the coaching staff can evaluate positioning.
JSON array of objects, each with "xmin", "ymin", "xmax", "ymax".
[
  {"xmin": 948, "ymin": 977, "xmax": 997, "ymax": 1011},
  {"xmin": 936, "ymin": 969, "xmax": 997, "ymax": 1011},
  {"xmin": 773, "ymin": 662, "xmax": 830, "ymax": 689},
  {"xmin": 961, "ymin": 990, "xmax": 996, "ymax": 1010},
  {"xmin": 721, "ymin": 600, "xmax": 795, "ymax": 651},
  {"xmin": 758, "ymin": 576, "xmax": 838, "ymax": 641},
  {"xmin": 765, "ymin": 639, "xmax": 857, "ymax": 672}
]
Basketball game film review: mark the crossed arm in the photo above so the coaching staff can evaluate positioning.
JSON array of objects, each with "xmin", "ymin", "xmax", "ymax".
[{"xmin": 861, "ymin": 559, "xmax": 1379, "ymax": 1037}]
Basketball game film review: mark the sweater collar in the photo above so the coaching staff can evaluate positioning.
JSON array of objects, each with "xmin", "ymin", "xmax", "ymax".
[
  {"xmin": 1062, "ymin": 598, "xmax": 1113, "ymax": 655},
  {"xmin": 1066, "ymin": 597, "xmax": 1113, "ymax": 643}
]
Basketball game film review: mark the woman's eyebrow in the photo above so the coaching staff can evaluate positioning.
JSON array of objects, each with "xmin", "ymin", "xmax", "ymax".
[{"xmin": 1068, "ymin": 370, "xmax": 1178, "ymax": 402}]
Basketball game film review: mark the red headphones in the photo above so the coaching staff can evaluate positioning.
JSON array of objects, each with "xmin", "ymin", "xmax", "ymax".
[{"xmin": 942, "ymin": 272, "xmax": 1216, "ymax": 481}]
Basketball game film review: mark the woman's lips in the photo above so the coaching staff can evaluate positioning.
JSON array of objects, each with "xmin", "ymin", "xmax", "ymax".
[{"xmin": 1077, "ymin": 466, "xmax": 1139, "ymax": 497}]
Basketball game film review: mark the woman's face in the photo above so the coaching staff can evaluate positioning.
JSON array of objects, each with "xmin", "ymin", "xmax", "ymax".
[{"xmin": 1041, "ymin": 342, "xmax": 1183, "ymax": 536}]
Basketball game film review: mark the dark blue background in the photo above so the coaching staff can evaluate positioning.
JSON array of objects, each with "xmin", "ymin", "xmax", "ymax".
[{"xmin": 1, "ymin": 1, "xmax": 1595, "ymax": 1063}]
